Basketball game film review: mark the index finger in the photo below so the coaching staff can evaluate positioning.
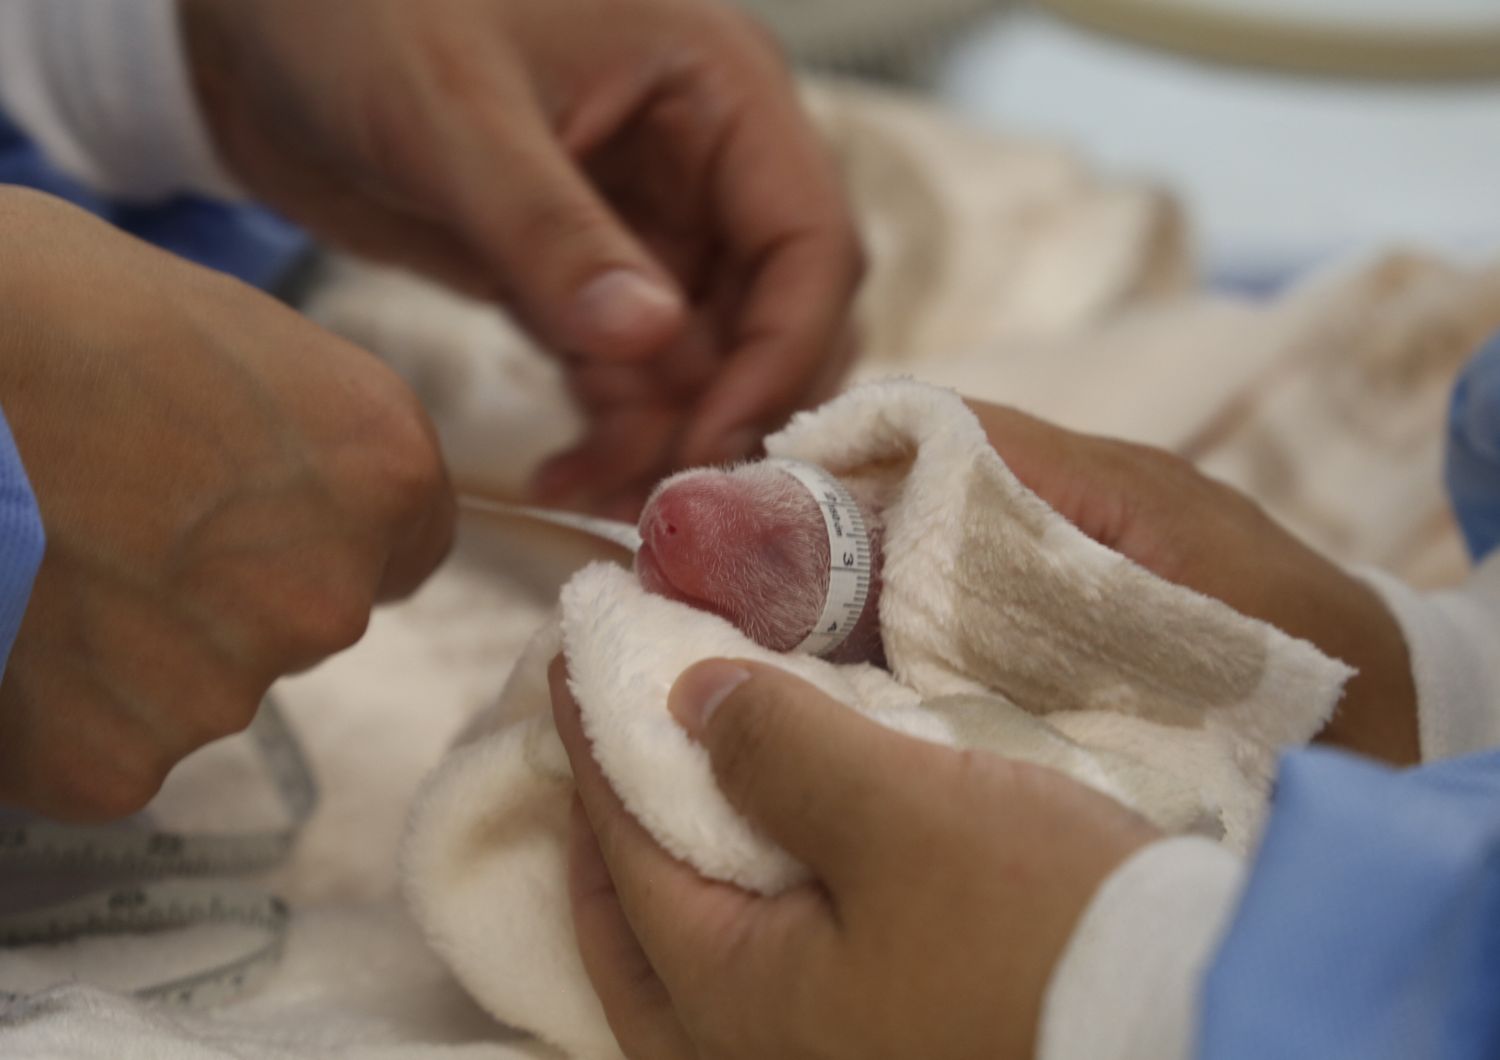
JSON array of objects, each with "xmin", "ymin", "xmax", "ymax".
[
  {"xmin": 376, "ymin": 470, "xmax": 458, "ymax": 601},
  {"xmin": 674, "ymin": 98, "xmax": 864, "ymax": 467}
]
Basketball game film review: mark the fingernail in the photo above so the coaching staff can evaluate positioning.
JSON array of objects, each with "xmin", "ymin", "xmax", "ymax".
[
  {"xmin": 572, "ymin": 269, "xmax": 681, "ymax": 356},
  {"xmin": 670, "ymin": 660, "xmax": 752, "ymax": 734}
]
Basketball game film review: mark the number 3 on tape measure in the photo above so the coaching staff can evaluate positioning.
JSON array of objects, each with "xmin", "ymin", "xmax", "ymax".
[{"xmin": 767, "ymin": 459, "xmax": 873, "ymax": 658}]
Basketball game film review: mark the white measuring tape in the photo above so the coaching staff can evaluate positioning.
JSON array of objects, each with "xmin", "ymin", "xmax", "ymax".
[
  {"xmin": 0, "ymin": 696, "xmax": 315, "ymax": 1009},
  {"xmin": 766, "ymin": 459, "xmax": 874, "ymax": 658}
]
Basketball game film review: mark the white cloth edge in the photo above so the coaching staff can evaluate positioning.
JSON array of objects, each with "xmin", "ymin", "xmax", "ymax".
[
  {"xmin": 1355, "ymin": 555, "xmax": 1500, "ymax": 762},
  {"xmin": 1039, "ymin": 836, "xmax": 1245, "ymax": 1060}
]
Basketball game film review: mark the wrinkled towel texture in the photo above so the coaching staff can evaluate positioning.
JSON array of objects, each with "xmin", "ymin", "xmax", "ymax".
[{"xmin": 402, "ymin": 380, "xmax": 1352, "ymax": 1060}]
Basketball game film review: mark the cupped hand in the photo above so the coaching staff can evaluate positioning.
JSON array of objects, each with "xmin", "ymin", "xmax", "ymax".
[
  {"xmin": 968, "ymin": 399, "xmax": 1419, "ymax": 765},
  {"xmin": 552, "ymin": 656, "xmax": 1158, "ymax": 1060},
  {"xmin": 0, "ymin": 188, "xmax": 454, "ymax": 821},
  {"xmin": 180, "ymin": 0, "xmax": 863, "ymax": 516}
]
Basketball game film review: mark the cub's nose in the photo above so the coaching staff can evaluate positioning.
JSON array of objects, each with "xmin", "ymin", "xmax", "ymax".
[{"xmin": 637, "ymin": 474, "xmax": 748, "ymax": 603}]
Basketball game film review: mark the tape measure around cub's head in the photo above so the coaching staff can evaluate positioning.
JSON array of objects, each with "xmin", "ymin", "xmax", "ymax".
[
  {"xmin": 464, "ymin": 464, "xmax": 874, "ymax": 659},
  {"xmin": 766, "ymin": 459, "xmax": 873, "ymax": 658}
]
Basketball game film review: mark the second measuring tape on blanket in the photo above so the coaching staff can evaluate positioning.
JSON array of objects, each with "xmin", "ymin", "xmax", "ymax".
[{"xmin": 0, "ymin": 697, "xmax": 317, "ymax": 1008}]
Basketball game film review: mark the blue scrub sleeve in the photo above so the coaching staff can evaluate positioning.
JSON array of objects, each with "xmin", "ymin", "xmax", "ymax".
[
  {"xmin": 0, "ymin": 402, "xmax": 44, "ymax": 679},
  {"xmin": 1198, "ymin": 747, "xmax": 1500, "ymax": 1060},
  {"xmin": 0, "ymin": 109, "xmax": 309, "ymax": 291},
  {"xmin": 1446, "ymin": 331, "xmax": 1500, "ymax": 562}
]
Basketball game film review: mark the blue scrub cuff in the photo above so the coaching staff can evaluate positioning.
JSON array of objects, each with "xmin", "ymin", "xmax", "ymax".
[
  {"xmin": 1198, "ymin": 747, "xmax": 1500, "ymax": 1060},
  {"xmin": 0, "ymin": 400, "xmax": 44, "ymax": 680},
  {"xmin": 1446, "ymin": 331, "xmax": 1500, "ymax": 562}
]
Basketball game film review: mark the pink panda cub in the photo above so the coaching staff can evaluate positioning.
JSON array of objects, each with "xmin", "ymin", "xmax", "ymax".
[{"xmin": 635, "ymin": 462, "xmax": 886, "ymax": 667}]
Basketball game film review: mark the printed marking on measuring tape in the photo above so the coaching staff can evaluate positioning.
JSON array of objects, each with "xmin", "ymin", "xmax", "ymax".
[
  {"xmin": 0, "ymin": 696, "xmax": 315, "ymax": 1008},
  {"xmin": 768, "ymin": 459, "xmax": 873, "ymax": 658}
]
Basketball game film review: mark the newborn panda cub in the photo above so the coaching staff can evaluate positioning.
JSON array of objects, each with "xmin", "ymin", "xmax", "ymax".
[{"xmin": 635, "ymin": 463, "xmax": 886, "ymax": 667}]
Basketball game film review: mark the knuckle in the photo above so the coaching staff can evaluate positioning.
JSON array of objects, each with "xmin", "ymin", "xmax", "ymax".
[
  {"xmin": 55, "ymin": 742, "xmax": 173, "ymax": 823},
  {"xmin": 73, "ymin": 778, "xmax": 157, "ymax": 822},
  {"xmin": 237, "ymin": 564, "xmax": 375, "ymax": 671},
  {"xmin": 366, "ymin": 383, "xmax": 448, "ymax": 515},
  {"xmin": 289, "ymin": 585, "xmax": 373, "ymax": 657},
  {"xmin": 512, "ymin": 196, "xmax": 611, "ymax": 266},
  {"xmin": 188, "ymin": 686, "xmax": 263, "ymax": 745},
  {"xmin": 384, "ymin": 422, "xmax": 447, "ymax": 513}
]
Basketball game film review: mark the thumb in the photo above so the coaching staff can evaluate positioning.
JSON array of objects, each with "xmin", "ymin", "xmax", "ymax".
[
  {"xmin": 431, "ymin": 90, "xmax": 684, "ymax": 359},
  {"xmin": 668, "ymin": 659, "xmax": 930, "ymax": 891}
]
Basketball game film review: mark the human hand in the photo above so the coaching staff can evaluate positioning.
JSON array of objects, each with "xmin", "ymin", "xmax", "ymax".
[
  {"xmin": 552, "ymin": 656, "xmax": 1158, "ymax": 1060},
  {"xmin": 0, "ymin": 188, "xmax": 454, "ymax": 821},
  {"xmin": 180, "ymin": 0, "xmax": 863, "ymax": 517},
  {"xmin": 968, "ymin": 399, "xmax": 1419, "ymax": 765}
]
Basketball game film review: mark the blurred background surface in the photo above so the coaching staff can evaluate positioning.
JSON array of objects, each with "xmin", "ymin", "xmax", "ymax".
[{"xmin": 736, "ymin": 0, "xmax": 1500, "ymax": 292}]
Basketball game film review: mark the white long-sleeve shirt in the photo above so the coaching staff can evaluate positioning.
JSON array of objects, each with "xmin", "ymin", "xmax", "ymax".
[
  {"xmin": 0, "ymin": 0, "xmax": 235, "ymax": 200},
  {"xmin": 1039, "ymin": 552, "xmax": 1500, "ymax": 1059}
]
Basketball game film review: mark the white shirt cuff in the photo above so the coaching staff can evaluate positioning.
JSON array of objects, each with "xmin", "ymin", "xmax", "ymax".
[
  {"xmin": 0, "ymin": 0, "xmax": 241, "ymax": 201},
  {"xmin": 1357, "ymin": 556, "xmax": 1500, "ymax": 762},
  {"xmin": 1038, "ymin": 836, "xmax": 1244, "ymax": 1060}
]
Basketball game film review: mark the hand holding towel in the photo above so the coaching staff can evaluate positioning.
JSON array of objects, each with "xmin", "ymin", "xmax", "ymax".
[{"xmin": 403, "ymin": 380, "xmax": 1352, "ymax": 1059}]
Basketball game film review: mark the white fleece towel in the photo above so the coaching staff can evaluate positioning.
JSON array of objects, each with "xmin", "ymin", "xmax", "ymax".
[{"xmin": 401, "ymin": 380, "xmax": 1352, "ymax": 1059}]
